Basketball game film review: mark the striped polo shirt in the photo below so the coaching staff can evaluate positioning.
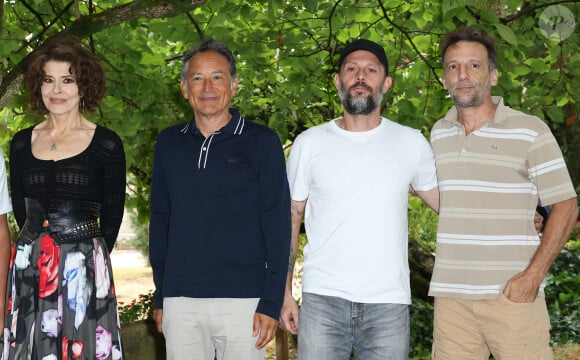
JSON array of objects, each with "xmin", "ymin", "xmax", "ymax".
[{"xmin": 428, "ymin": 96, "xmax": 577, "ymax": 299}]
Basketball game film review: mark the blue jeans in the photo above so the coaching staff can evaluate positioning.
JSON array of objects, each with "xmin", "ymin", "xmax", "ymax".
[{"xmin": 298, "ymin": 292, "xmax": 409, "ymax": 360}]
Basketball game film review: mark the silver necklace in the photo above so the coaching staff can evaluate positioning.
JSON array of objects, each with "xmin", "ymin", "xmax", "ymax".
[
  {"xmin": 48, "ymin": 132, "xmax": 58, "ymax": 151},
  {"xmin": 46, "ymin": 120, "xmax": 84, "ymax": 151},
  {"xmin": 48, "ymin": 128, "xmax": 73, "ymax": 151}
]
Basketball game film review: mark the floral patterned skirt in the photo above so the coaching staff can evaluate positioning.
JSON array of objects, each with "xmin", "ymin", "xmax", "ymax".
[{"xmin": 1, "ymin": 227, "xmax": 124, "ymax": 360}]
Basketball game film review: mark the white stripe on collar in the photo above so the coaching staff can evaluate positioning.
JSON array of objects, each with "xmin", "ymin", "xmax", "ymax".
[
  {"xmin": 180, "ymin": 116, "xmax": 245, "ymax": 135},
  {"xmin": 233, "ymin": 116, "xmax": 245, "ymax": 135},
  {"xmin": 180, "ymin": 122, "xmax": 190, "ymax": 134}
]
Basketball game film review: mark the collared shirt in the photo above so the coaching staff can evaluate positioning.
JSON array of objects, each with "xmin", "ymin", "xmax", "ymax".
[
  {"xmin": 178, "ymin": 111, "xmax": 246, "ymax": 169},
  {"xmin": 149, "ymin": 108, "xmax": 291, "ymax": 319},
  {"xmin": 429, "ymin": 96, "xmax": 576, "ymax": 299}
]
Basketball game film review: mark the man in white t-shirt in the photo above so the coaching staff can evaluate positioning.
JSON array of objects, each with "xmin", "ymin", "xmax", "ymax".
[
  {"xmin": 279, "ymin": 39, "xmax": 439, "ymax": 360},
  {"xmin": 0, "ymin": 149, "xmax": 13, "ymax": 331}
]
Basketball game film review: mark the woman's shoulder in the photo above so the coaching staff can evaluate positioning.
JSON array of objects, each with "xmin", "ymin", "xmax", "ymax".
[
  {"xmin": 93, "ymin": 125, "xmax": 124, "ymax": 153},
  {"xmin": 12, "ymin": 125, "xmax": 34, "ymax": 139},
  {"xmin": 10, "ymin": 126, "xmax": 34, "ymax": 153},
  {"xmin": 94, "ymin": 125, "xmax": 122, "ymax": 141}
]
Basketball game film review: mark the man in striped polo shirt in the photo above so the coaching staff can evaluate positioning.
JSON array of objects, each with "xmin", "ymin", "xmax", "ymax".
[{"xmin": 429, "ymin": 27, "xmax": 578, "ymax": 359}]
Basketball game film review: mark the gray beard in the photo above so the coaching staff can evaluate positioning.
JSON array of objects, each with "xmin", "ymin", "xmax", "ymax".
[
  {"xmin": 451, "ymin": 92, "xmax": 484, "ymax": 108},
  {"xmin": 339, "ymin": 84, "xmax": 383, "ymax": 115},
  {"xmin": 448, "ymin": 77, "xmax": 491, "ymax": 109}
]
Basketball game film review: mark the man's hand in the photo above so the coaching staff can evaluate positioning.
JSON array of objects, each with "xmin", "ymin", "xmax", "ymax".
[
  {"xmin": 279, "ymin": 291, "xmax": 299, "ymax": 335},
  {"xmin": 253, "ymin": 312, "xmax": 278, "ymax": 349},
  {"xmin": 503, "ymin": 271, "xmax": 541, "ymax": 303},
  {"xmin": 153, "ymin": 309, "xmax": 163, "ymax": 333}
]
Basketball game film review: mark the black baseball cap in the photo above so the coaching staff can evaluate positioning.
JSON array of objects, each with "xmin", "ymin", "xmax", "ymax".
[{"xmin": 338, "ymin": 39, "xmax": 389, "ymax": 75}]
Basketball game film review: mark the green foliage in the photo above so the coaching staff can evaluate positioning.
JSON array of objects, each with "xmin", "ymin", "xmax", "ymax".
[
  {"xmin": 408, "ymin": 196, "xmax": 438, "ymax": 253},
  {"xmin": 409, "ymin": 297, "xmax": 434, "ymax": 358},
  {"xmin": 546, "ymin": 226, "xmax": 580, "ymax": 345},
  {"xmin": 128, "ymin": 209, "xmax": 150, "ymax": 258},
  {"xmin": 118, "ymin": 291, "xmax": 155, "ymax": 325},
  {"xmin": 408, "ymin": 196, "xmax": 438, "ymax": 300},
  {"xmin": 407, "ymin": 198, "xmax": 436, "ymax": 356}
]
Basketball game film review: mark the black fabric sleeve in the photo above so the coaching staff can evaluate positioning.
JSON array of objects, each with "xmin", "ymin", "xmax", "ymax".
[
  {"xmin": 255, "ymin": 130, "xmax": 291, "ymax": 319},
  {"xmin": 96, "ymin": 128, "xmax": 126, "ymax": 252},
  {"xmin": 9, "ymin": 130, "xmax": 30, "ymax": 229}
]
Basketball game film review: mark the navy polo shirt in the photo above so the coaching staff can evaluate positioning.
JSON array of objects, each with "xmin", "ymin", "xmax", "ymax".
[{"xmin": 149, "ymin": 109, "xmax": 291, "ymax": 319}]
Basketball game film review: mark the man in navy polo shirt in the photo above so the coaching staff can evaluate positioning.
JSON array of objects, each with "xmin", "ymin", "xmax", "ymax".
[{"xmin": 149, "ymin": 38, "xmax": 291, "ymax": 360}]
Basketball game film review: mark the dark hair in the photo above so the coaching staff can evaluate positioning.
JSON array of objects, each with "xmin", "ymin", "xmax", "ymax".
[
  {"xmin": 26, "ymin": 35, "xmax": 106, "ymax": 115},
  {"xmin": 441, "ymin": 27, "xmax": 497, "ymax": 71},
  {"xmin": 180, "ymin": 38, "xmax": 237, "ymax": 83}
]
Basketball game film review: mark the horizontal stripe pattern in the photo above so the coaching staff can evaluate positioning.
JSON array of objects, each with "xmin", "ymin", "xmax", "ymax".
[
  {"xmin": 438, "ymin": 180, "xmax": 537, "ymax": 194},
  {"xmin": 529, "ymin": 158, "xmax": 567, "ymax": 177},
  {"xmin": 435, "ymin": 258, "xmax": 530, "ymax": 271},
  {"xmin": 437, "ymin": 233, "xmax": 540, "ymax": 246},
  {"xmin": 430, "ymin": 282, "xmax": 547, "ymax": 296},
  {"xmin": 430, "ymin": 282, "xmax": 502, "ymax": 295},
  {"xmin": 439, "ymin": 207, "xmax": 530, "ymax": 220},
  {"xmin": 474, "ymin": 127, "xmax": 537, "ymax": 142}
]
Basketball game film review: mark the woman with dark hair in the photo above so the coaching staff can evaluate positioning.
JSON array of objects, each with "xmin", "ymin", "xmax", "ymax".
[{"xmin": 2, "ymin": 36, "xmax": 125, "ymax": 359}]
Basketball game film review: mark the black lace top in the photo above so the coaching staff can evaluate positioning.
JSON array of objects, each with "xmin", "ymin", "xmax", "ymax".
[{"xmin": 9, "ymin": 125, "xmax": 126, "ymax": 250}]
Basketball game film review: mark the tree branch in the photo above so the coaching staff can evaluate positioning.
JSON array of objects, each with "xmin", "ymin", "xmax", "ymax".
[
  {"xmin": 327, "ymin": 0, "xmax": 343, "ymax": 66},
  {"xmin": 503, "ymin": 0, "xmax": 577, "ymax": 23},
  {"xmin": 20, "ymin": 0, "xmax": 47, "ymax": 28},
  {"xmin": 377, "ymin": 0, "xmax": 443, "ymax": 87},
  {"xmin": 185, "ymin": 11, "xmax": 205, "ymax": 40},
  {"xmin": 17, "ymin": 1, "xmax": 74, "ymax": 53}
]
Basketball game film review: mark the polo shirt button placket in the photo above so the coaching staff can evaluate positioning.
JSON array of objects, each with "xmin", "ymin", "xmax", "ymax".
[
  {"xmin": 457, "ymin": 134, "xmax": 467, "ymax": 160},
  {"xmin": 456, "ymin": 125, "xmax": 467, "ymax": 160}
]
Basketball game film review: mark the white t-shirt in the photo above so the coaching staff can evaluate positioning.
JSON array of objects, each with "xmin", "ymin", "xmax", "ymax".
[
  {"xmin": 0, "ymin": 149, "xmax": 12, "ymax": 215},
  {"xmin": 287, "ymin": 118, "xmax": 437, "ymax": 304}
]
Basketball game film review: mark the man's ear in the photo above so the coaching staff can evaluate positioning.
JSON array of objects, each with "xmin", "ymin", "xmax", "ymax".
[
  {"xmin": 490, "ymin": 68, "xmax": 498, "ymax": 86},
  {"xmin": 382, "ymin": 76, "xmax": 393, "ymax": 93},
  {"xmin": 333, "ymin": 73, "xmax": 341, "ymax": 91},
  {"xmin": 180, "ymin": 81, "xmax": 188, "ymax": 99},
  {"xmin": 231, "ymin": 76, "xmax": 239, "ymax": 95}
]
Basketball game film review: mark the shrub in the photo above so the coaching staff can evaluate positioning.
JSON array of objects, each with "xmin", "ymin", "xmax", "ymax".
[
  {"xmin": 545, "ymin": 224, "xmax": 580, "ymax": 345},
  {"xmin": 409, "ymin": 297, "xmax": 434, "ymax": 358},
  {"xmin": 118, "ymin": 291, "xmax": 155, "ymax": 325}
]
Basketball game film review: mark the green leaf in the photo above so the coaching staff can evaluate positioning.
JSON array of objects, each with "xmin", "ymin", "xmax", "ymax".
[
  {"xmin": 556, "ymin": 97, "xmax": 569, "ymax": 107},
  {"xmin": 525, "ymin": 58, "xmax": 548, "ymax": 74},
  {"xmin": 512, "ymin": 65, "xmax": 531, "ymax": 76},
  {"xmin": 494, "ymin": 24, "xmax": 517, "ymax": 46},
  {"xmin": 479, "ymin": 9, "xmax": 499, "ymax": 24},
  {"xmin": 545, "ymin": 106, "xmax": 564, "ymax": 123}
]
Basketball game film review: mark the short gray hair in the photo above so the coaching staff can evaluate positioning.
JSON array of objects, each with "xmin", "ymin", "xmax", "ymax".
[{"xmin": 180, "ymin": 38, "xmax": 237, "ymax": 82}]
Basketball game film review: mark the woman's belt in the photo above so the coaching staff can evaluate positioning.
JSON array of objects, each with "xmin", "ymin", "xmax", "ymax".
[{"xmin": 20, "ymin": 198, "xmax": 102, "ymax": 244}]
